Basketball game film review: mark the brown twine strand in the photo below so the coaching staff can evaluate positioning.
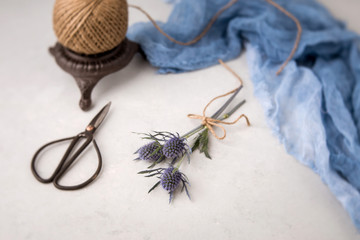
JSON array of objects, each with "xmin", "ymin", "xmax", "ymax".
[
  {"xmin": 53, "ymin": 0, "xmax": 129, "ymax": 55},
  {"xmin": 187, "ymin": 59, "xmax": 250, "ymax": 140},
  {"xmin": 128, "ymin": 0, "xmax": 238, "ymax": 46},
  {"xmin": 130, "ymin": 0, "xmax": 302, "ymax": 75},
  {"xmin": 266, "ymin": 0, "xmax": 302, "ymax": 75}
]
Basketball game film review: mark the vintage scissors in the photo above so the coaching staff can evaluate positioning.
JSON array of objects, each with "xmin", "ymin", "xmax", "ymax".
[{"xmin": 31, "ymin": 102, "xmax": 111, "ymax": 190}]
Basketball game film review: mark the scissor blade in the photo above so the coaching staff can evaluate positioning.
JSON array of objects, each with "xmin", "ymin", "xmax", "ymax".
[{"xmin": 88, "ymin": 102, "xmax": 111, "ymax": 130}]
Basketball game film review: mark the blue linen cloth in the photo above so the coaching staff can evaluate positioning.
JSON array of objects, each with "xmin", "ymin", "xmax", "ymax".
[{"xmin": 127, "ymin": 0, "xmax": 360, "ymax": 230}]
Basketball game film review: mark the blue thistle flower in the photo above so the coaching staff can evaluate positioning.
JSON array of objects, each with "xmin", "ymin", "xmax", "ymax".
[
  {"xmin": 160, "ymin": 167, "xmax": 182, "ymax": 192},
  {"xmin": 138, "ymin": 166, "xmax": 190, "ymax": 203},
  {"xmin": 135, "ymin": 131, "xmax": 191, "ymax": 167},
  {"xmin": 135, "ymin": 142, "xmax": 163, "ymax": 162},
  {"xmin": 162, "ymin": 134, "xmax": 188, "ymax": 159}
]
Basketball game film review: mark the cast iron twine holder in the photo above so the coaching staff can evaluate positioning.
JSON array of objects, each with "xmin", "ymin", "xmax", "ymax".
[{"xmin": 49, "ymin": 38, "xmax": 140, "ymax": 111}]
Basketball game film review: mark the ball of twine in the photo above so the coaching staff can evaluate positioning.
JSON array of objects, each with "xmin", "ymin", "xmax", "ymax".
[{"xmin": 53, "ymin": 0, "xmax": 128, "ymax": 55}]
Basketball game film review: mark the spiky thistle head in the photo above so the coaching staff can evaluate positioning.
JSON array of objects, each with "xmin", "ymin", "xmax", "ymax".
[
  {"xmin": 160, "ymin": 167, "xmax": 182, "ymax": 192},
  {"xmin": 162, "ymin": 135, "xmax": 187, "ymax": 159},
  {"xmin": 138, "ymin": 166, "xmax": 191, "ymax": 203},
  {"xmin": 135, "ymin": 132, "xmax": 190, "ymax": 164},
  {"xmin": 136, "ymin": 142, "xmax": 163, "ymax": 161}
]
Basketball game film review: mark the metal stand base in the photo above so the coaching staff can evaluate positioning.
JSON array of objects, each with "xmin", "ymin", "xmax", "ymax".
[{"xmin": 49, "ymin": 38, "xmax": 139, "ymax": 110}]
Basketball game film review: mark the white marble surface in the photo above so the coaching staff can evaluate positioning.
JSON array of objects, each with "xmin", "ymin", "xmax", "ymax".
[{"xmin": 0, "ymin": 0, "xmax": 359, "ymax": 239}]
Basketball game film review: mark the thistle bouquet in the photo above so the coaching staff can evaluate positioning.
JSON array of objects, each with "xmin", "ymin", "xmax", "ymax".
[{"xmin": 135, "ymin": 61, "xmax": 250, "ymax": 203}]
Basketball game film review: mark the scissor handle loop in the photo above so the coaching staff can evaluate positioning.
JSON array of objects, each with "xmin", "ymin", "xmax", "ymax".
[
  {"xmin": 53, "ymin": 138, "xmax": 102, "ymax": 190},
  {"xmin": 31, "ymin": 133, "xmax": 102, "ymax": 190},
  {"xmin": 31, "ymin": 136, "xmax": 77, "ymax": 183}
]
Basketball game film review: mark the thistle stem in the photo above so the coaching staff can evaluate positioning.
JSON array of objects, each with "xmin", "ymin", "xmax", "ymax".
[
  {"xmin": 211, "ymin": 85, "xmax": 243, "ymax": 119},
  {"xmin": 174, "ymin": 154, "xmax": 186, "ymax": 172},
  {"xmin": 182, "ymin": 125, "xmax": 206, "ymax": 139},
  {"xmin": 219, "ymin": 99, "xmax": 246, "ymax": 121}
]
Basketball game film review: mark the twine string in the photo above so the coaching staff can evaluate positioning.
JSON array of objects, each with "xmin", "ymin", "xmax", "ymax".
[
  {"xmin": 265, "ymin": 0, "xmax": 302, "ymax": 75},
  {"xmin": 187, "ymin": 60, "xmax": 250, "ymax": 140},
  {"xmin": 128, "ymin": 0, "xmax": 237, "ymax": 46},
  {"xmin": 129, "ymin": 0, "xmax": 302, "ymax": 75}
]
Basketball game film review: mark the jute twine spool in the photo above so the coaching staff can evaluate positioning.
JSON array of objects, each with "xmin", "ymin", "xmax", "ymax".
[{"xmin": 53, "ymin": 0, "xmax": 128, "ymax": 55}]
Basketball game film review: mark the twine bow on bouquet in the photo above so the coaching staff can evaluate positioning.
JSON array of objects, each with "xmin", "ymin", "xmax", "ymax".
[
  {"xmin": 187, "ymin": 81, "xmax": 250, "ymax": 141},
  {"xmin": 187, "ymin": 111, "xmax": 249, "ymax": 140},
  {"xmin": 134, "ymin": 60, "xmax": 250, "ymax": 202}
]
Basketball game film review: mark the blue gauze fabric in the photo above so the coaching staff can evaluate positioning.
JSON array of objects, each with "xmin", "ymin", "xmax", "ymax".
[{"xmin": 127, "ymin": 0, "xmax": 360, "ymax": 230}]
